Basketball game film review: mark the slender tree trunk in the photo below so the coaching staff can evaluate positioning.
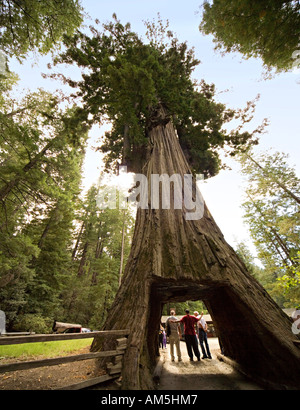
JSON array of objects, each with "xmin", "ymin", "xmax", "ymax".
[
  {"xmin": 77, "ymin": 241, "xmax": 89, "ymax": 277},
  {"xmin": 37, "ymin": 205, "xmax": 61, "ymax": 249},
  {"xmin": 0, "ymin": 273, "xmax": 15, "ymax": 288},
  {"xmin": 119, "ymin": 209, "xmax": 126, "ymax": 287},
  {"xmin": 246, "ymin": 193, "xmax": 296, "ymax": 266},
  {"xmin": 72, "ymin": 220, "xmax": 85, "ymax": 260},
  {"xmin": 77, "ymin": 220, "xmax": 93, "ymax": 277},
  {"xmin": 92, "ymin": 106, "xmax": 300, "ymax": 390},
  {"xmin": 0, "ymin": 141, "xmax": 52, "ymax": 202},
  {"xmin": 94, "ymin": 227, "xmax": 104, "ymax": 259},
  {"xmin": 122, "ymin": 124, "xmax": 130, "ymax": 164},
  {"xmin": 91, "ymin": 235, "xmax": 104, "ymax": 285},
  {"xmin": 245, "ymin": 153, "xmax": 300, "ymax": 205}
]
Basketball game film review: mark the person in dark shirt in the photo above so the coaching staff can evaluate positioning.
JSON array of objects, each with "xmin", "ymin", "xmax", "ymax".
[{"xmin": 171, "ymin": 309, "xmax": 203, "ymax": 361}]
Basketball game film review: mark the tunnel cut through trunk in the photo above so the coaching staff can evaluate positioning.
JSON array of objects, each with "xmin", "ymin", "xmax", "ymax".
[{"xmin": 92, "ymin": 106, "xmax": 300, "ymax": 390}]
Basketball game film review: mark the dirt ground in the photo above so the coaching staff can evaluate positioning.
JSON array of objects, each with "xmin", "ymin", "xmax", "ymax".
[
  {"xmin": 156, "ymin": 338, "xmax": 263, "ymax": 390},
  {"xmin": 0, "ymin": 346, "xmax": 106, "ymax": 390}
]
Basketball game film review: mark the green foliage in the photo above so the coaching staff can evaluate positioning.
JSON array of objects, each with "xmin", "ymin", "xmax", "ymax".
[
  {"xmin": 0, "ymin": 9, "xmax": 137, "ymax": 333},
  {"xmin": 0, "ymin": 82, "xmax": 89, "ymax": 328},
  {"xmin": 13, "ymin": 314, "xmax": 52, "ymax": 334},
  {"xmin": 55, "ymin": 14, "xmax": 259, "ymax": 177},
  {"xmin": 0, "ymin": 77, "xmax": 134, "ymax": 331},
  {"xmin": 1, "ymin": 10, "xmax": 285, "ymax": 334},
  {"xmin": 163, "ymin": 301, "xmax": 207, "ymax": 316},
  {"xmin": 59, "ymin": 184, "xmax": 135, "ymax": 329},
  {"xmin": 0, "ymin": 235, "xmax": 38, "ymax": 328},
  {"xmin": 200, "ymin": 0, "xmax": 300, "ymax": 72},
  {"xmin": 273, "ymin": 252, "xmax": 300, "ymax": 309},
  {"xmin": 238, "ymin": 149, "xmax": 300, "ymax": 307},
  {"xmin": 235, "ymin": 241, "xmax": 266, "ymax": 281},
  {"xmin": 0, "ymin": 0, "xmax": 83, "ymax": 61},
  {"xmin": 234, "ymin": 240, "xmax": 283, "ymax": 306}
]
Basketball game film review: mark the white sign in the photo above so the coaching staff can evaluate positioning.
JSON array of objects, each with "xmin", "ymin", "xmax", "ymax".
[{"xmin": 0, "ymin": 310, "xmax": 6, "ymax": 335}]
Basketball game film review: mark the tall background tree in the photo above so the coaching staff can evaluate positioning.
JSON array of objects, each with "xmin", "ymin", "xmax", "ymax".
[
  {"xmin": 0, "ymin": 78, "xmax": 90, "ymax": 331},
  {"xmin": 0, "ymin": 0, "xmax": 83, "ymax": 61},
  {"xmin": 0, "ymin": 0, "xmax": 87, "ymax": 332},
  {"xmin": 0, "ymin": 68, "xmax": 135, "ymax": 334},
  {"xmin": 238, "ymin": 149, "xmax": 300, "ymax": 308},
  {"xmin": 60, "ymin": 184, "xmax": 134, "ymax": 329},
  {"xmin": 199, "ymin": 0, "xmax": 300, "ymax": 72}
]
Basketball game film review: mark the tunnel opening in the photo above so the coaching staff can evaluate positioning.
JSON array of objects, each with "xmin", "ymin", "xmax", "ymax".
[
  {"xmin": 146, "ymin": 278, "xmax": 223, "ymax": 370},
  {"xmin": 145, "ymin": 277, "xmax": 298, "ymax": 389}
]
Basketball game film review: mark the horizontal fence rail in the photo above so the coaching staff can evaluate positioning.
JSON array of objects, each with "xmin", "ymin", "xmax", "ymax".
[
  {"xmin": 57, "ymin": 374, "xmax": 120, "ymax": 390},
  {"xmin": 0, "ymin": 330, "xmax": 130, "ymax": 346},
  {"xmin": 0, "ymin": 350, "xmax": 124, "ymax": 374},
  {"xmin": 0, "ymin": 330, "xmax": 129, "ymax": 390}
]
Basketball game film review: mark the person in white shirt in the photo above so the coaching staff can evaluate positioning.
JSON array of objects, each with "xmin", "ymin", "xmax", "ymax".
[
  {"xmin": 166, "ymin": 310, "xmax": 182, "ymax": 362},
  {"xmin": 194, "ymin": 311, "xmax": 212, "ymax": 359}
]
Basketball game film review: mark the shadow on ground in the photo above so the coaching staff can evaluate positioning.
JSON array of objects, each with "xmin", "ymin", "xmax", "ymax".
[{"xmin": 156, "ymin": 338, "xmax": 262, "ymax": 390}]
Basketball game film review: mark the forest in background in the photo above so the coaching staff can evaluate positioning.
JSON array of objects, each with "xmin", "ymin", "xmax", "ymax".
[{"xmin": 0, "ymin": 0, "xmax": 299, "ymax": 334}]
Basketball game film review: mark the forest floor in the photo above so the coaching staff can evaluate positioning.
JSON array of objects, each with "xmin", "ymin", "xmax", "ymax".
[
  {"xmin": 156, "ymin": 338, "xmax": 263, "ymax": 390},
  {"xmin": 0, "ymin": 345, "xmax": 105, "ymax": 390}
]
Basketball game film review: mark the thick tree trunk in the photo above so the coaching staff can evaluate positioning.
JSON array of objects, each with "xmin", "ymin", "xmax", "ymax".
[{"xmin": 92, "ymin": 107, "xmax": 300, "ymax": 390}]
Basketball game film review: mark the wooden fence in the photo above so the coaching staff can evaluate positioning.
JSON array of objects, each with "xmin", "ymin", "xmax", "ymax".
[{"xmin": 0, "ymin": 330, "xmax": 129, "ymax": 390}]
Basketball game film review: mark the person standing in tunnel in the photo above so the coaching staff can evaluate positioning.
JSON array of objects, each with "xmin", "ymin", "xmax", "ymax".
[
  {"xmin": 171, "ymin": 309, "xmax": 202, "ymax": 361},
  {"xmin": 194, "ymin": 311, "xmax": 212, "ymax": 359},
  {"xmin": 166, "ymin": 309, "xmax": 182, "ymax": 362}
]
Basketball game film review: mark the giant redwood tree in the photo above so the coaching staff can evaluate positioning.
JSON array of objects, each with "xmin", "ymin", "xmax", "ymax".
[{"xmin": 56, "ymin": 16, "xmax": 300, "ymax": 389}]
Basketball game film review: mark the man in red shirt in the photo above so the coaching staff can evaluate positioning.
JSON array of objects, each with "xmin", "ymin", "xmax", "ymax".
[{"xmin": 172, "ymin": 309, "xmax": 203, "ymax": 361}]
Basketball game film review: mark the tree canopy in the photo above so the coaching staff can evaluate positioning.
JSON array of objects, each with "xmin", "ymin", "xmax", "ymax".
[
  {"xmin": 0, "ymin": 0, "xmax": 83, "ymax": 61},
  {"xmin": 238, "ymin": 149, "xmax": 300, "ymax": 308},
  {"xmin": 54, "ymin": 15, "xmax": 260, "ymax": 178},
  {"xmin": 199, "ymin": 0, "xmax": 300, "ymax": 72},
  {"xmin": 0, "ymin": 79, "xmax": 134, "ymax": 330},
  {"xmin": 0, "ymin": 77, "xmax": 90, "ymax": 328}
]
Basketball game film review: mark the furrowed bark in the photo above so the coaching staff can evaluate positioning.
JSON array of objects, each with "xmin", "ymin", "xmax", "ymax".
[{"xmin": 92, "ymin": 106, "xmax": 300, "ymax": 390}]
